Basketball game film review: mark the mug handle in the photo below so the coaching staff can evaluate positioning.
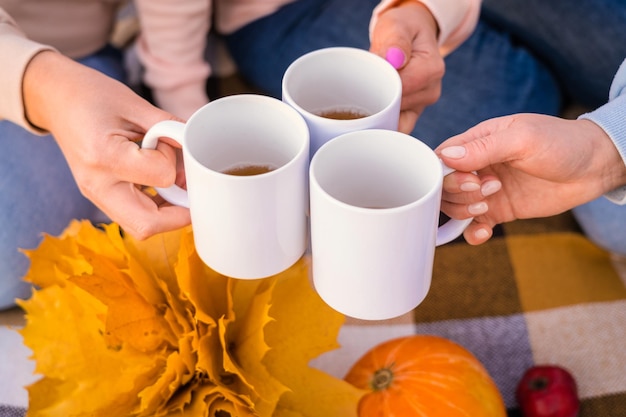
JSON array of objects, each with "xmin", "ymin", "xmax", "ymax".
[
  {"xmin": 141, "ymin": 120, "xmax": 190, "ymax": 208},
  {"xmin": 436, "ymin": 162, "xmax": 474, "ymax": 246}
]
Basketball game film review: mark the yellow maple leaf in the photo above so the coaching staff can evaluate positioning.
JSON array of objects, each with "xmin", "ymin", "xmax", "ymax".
[
  {"xmin": 20, "ymin": 284, "xmax": 165, "ymax": 417},
  {"xmin": 264, "ymin": 261, "xmax": 365, "ymax": 417},
  {"xmin": 18, "ymin": 220, "xmax": 362, "ymax": 417}
]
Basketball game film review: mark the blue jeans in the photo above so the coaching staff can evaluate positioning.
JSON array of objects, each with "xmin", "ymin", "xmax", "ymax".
[
  {"xmin": 0, "ymin": 46, "xmax": 126, "ymax": 310},
  {"xmin": 225, "ymin": 0, "xmax": 626, "ymax": 254}
]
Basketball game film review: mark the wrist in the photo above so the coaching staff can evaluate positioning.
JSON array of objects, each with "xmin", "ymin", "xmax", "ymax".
[
  {"xmin": 392, "ymin": 0, "xmax": 440, "ymax": 38},
  {"xmin": 153, "ymin": 83, "xmax": 209, "ymax": 120},
  {"xmin": 581, "ymin": 119, "xmax": 626, "ymax": 194},
  {"xmin": 22, "ymin": 50, "xmax": 66, "ymax": 131},
  {"xmin": 370, "ymin": 0, "xmax": 440, "ymax": 44}
]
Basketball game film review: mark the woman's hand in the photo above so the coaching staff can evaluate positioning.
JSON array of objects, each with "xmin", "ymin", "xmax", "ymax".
[
  {"xmin": 370, "ymin": 0, "xmax": 444, "ymax": 133},
  {"xmin": 23, "ymin": 50, "xmax": 191, "ymax": 239},
  {"xmin": 436, "ymin": 113, "xmax": 626, "ymax": 244}
]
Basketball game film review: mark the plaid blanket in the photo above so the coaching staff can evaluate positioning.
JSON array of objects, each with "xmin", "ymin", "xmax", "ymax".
[
  {"xmin": 0, "ymin": 406, "xmax": 23, "ymax": 417},
  {"xmin": 313, "ymin": 211, "xmax": 626, "ymax": 416},
  {"xmin": 208, "ymin": 76, "xmax": 626, "ymax": 413},
  {"xmin": 3, "ymin": 212, "xmax": 625, "ymax": 416}
]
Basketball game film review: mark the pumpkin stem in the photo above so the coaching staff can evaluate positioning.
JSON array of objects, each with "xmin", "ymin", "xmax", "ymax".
[{"xmin": 371, "ymin": 367, "xmax": 394, "ymax": 391}]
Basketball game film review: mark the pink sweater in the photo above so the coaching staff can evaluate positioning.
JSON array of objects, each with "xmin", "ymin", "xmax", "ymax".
[
  {"xmin": 137, "ymin": 0, "xmax": 481, "ymax": 118},
  {"xmin": 0, "ymin": 0, "xmax": 480, "ymax": 130}
]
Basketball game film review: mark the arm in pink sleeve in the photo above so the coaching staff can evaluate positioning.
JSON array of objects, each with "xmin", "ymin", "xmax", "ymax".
[
  {"xmin": 371, "ymin": 0, "xmax": 481, "ymax": 56},
  {"xmin": 0, "ymin": 8, "xmax": 54, "ymax": 133},
  {"xmin": 134, "ymin": 0, "xmax": 211, "ymax": 119}
]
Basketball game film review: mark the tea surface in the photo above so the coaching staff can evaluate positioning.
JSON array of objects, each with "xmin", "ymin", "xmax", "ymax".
[
  {"xmin": 222, "ymin": 164, "xmax": 276, "ymax": 176},
  {"xmin": 317, "ymin": 109, "xmax": 370, "ymax": 120}
]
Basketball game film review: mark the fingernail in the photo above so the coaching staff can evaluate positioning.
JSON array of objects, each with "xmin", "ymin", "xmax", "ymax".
[
  {"xmin": 481, "ymin": 180, "xmax": 502, "ymax": 197},
  {"xmin": 440, "ymin": 146, "xmax": 466, "ymax": 159},
  {"xmin": 474, "ymin": 228, "xmax": 490, "ymax": 240},
  {"xmin": 460, "ymin": 182, "xmax": 481, "ymax": 192},
  {"xmin": 468, "ymin": 202, "xmax": 488, "ymax": 216},
  {"xmin": 386, "ymin": 47, "xmax": 405, "ymax": 69}
]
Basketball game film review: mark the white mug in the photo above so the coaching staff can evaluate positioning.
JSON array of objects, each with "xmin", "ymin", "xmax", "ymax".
[
  {"xmin": 282, "ymin": 47, "xmax": 402, "ymax": 158},
  {"xmin": 309, "ymin": 129, "xmax": 472, "ymax": 320},
  {"xmin": 141, "ymin": 95, "xmax": 310, "ymax": 279}
]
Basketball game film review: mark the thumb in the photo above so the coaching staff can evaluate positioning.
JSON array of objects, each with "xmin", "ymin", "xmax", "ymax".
[
  {"xmin": 384, "ymin": 46, "xmax": 408, "ymax": 70},
  {"xmin": 370, "ymin": 11, "xmax": 413, "ymax": 69}
]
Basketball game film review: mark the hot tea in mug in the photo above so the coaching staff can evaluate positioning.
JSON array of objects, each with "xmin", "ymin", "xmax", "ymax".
[
  {"xmin": 282, "ymin": 47, "xmax": 401, "ymax": 158},
  {"xmin": 141, "ymin": 95, "xmax": 310, "ymax": 280},
  {"xmin": 222, "ymin": 164, "xmax": 278, "ymax": 176},
  {"xmin": 316, "ymin": 107, "xmax": 371, "ymax": 120}
]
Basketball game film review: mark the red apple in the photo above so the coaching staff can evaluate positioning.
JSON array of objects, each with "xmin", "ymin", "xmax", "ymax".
[{"xmin": 516, "ymin": 365, "xmax": 580, "ymax": 417}]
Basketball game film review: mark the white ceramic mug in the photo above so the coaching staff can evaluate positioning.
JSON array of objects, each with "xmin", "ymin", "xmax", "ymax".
[
  {"xmin": 309, "ymin": 129, "xmax": 473, "ymax": 320},
  {"xmin": 141, "ymin": 95, "xmax": 310, "ymax": 279},
  {"xmin": 282, "ymin": 47, "xmax": 402, "ymax": 158}
]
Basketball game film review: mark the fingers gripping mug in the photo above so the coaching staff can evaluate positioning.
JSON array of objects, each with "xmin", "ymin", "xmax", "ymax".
[
  {"xmin": 141, "ymin": 95, "xmax": 310, "ymax": 279},
  {"xmin": 282, "ymin": 47, "xmax": 402, "ymax": 159},
  {"xmin": 309, "ymin": 129, "xmax": 473, "ymax": 320}
]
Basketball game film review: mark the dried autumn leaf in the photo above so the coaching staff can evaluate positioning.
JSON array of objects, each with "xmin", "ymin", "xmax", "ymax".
[
  {"xmin": 265, "ymin": 261, "xmax": 365, "ymax": 417},
  {"xmin": 175, "ymin": 230, "xmax": 288, "ymax": 416},
  {"xmin": 69, "ymin": 249, "xmax": 177, "ymax": 352},
  {"xmin": 20, "ymin": 284, "xmax": 165, "ymax": 417},
  {"xmin": 19, "ymin": 220, "xmax": 362, "ymax": 417}
]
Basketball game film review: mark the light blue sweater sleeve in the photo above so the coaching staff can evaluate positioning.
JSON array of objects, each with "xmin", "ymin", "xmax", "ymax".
[{"xmin": 579, "ymin": 58, "xmax": 626, "ymax": 204}]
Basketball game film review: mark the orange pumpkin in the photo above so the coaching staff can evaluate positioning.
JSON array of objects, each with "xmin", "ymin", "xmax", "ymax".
[{"xmin": 344, "ymin": 335, "xmax": 507, "ymax": 417}]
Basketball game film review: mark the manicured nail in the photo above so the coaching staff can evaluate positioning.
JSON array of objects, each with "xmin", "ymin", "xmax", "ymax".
[
  {"xmin": 460, "ymin": 182, "xmax": 481, "ymax": 192},
  {"xmin": 468, "ymin": 202, "xmax": 488, "ymax": 216},
  {"xmin": 386, "ymin": 47, "xmax": 405, "ymax": 69},
  {"xmin": 481, "ymin": 180, "xmax": 502, "ymax": 197},
  {"xmin": 440, "ymin": 146, "xmax": 466, "ymax": 159},
  {"xmin": 474, "ymin": 228, "xmax": 490, "ymax": 240}
]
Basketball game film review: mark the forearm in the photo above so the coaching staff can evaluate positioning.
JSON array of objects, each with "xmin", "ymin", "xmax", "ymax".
[
  {"xmin": 0, "ymin": 9, "xmax": 54, "ymax": 133},
  {"xmin": 21, "ymin": 50, "xmax": 130, "ymax": 138},
  {"xmin": 22, "ymin": 51, "xmax": 84, "ymax": 132},
  {"xmin": 573, "ymin": 119, "xmax": 626, "ymax": 202},
  {"xmin": 579, "ymin": 59, "xmax": 626, "ymax": 203},
  {"xmin": 134, "ymin": 0, "xmax": 210, "ymax": 119}
]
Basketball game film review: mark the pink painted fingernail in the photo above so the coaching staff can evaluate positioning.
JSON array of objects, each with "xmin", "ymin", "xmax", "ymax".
[{"xmin": 386, "ymin": 47, "xmax": 405, "ymax": 69}]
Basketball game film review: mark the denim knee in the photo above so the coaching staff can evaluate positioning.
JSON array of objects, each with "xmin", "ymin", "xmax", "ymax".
[{"xmin": 0, "ymin": 252, "xmax": 32, "ymax": 310}]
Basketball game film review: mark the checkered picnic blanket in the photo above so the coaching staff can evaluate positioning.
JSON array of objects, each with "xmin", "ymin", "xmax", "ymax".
[
  {"xmin": 313, "ymin": 211, "xmax": 626, "ymax": 416},
  {"xmin": 0, "ymin": 406, "xmax": 24, "ymax": 417},
  {"xmin": 3, "ymin": 212, "xmax": 625, "ymax": 416}
]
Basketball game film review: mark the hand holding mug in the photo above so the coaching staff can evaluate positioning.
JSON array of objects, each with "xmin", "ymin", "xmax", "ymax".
[
  {"xmin": 141, "ymin": 95, "xmax": 310, "ymax": 279},
  {"xmin": 309, "ymin": 129, "xmax": 472, "ymax": 320},
  {"xmin": 282, "ymin": 47, "xmax": 402, "ymax": 158}
]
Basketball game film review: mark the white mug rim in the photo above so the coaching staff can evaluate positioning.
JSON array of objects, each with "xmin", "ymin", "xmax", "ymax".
[
  {"xmin": 181, "ymin": 94, "xmax": 310, "ymax": 180},
  {"xmin": 282, "ymin": 47, "xmax": 402, "ymax": 125},
  {"xmin": 309, "ymin": 129, "xmax": 443, "ymax": 213}
]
